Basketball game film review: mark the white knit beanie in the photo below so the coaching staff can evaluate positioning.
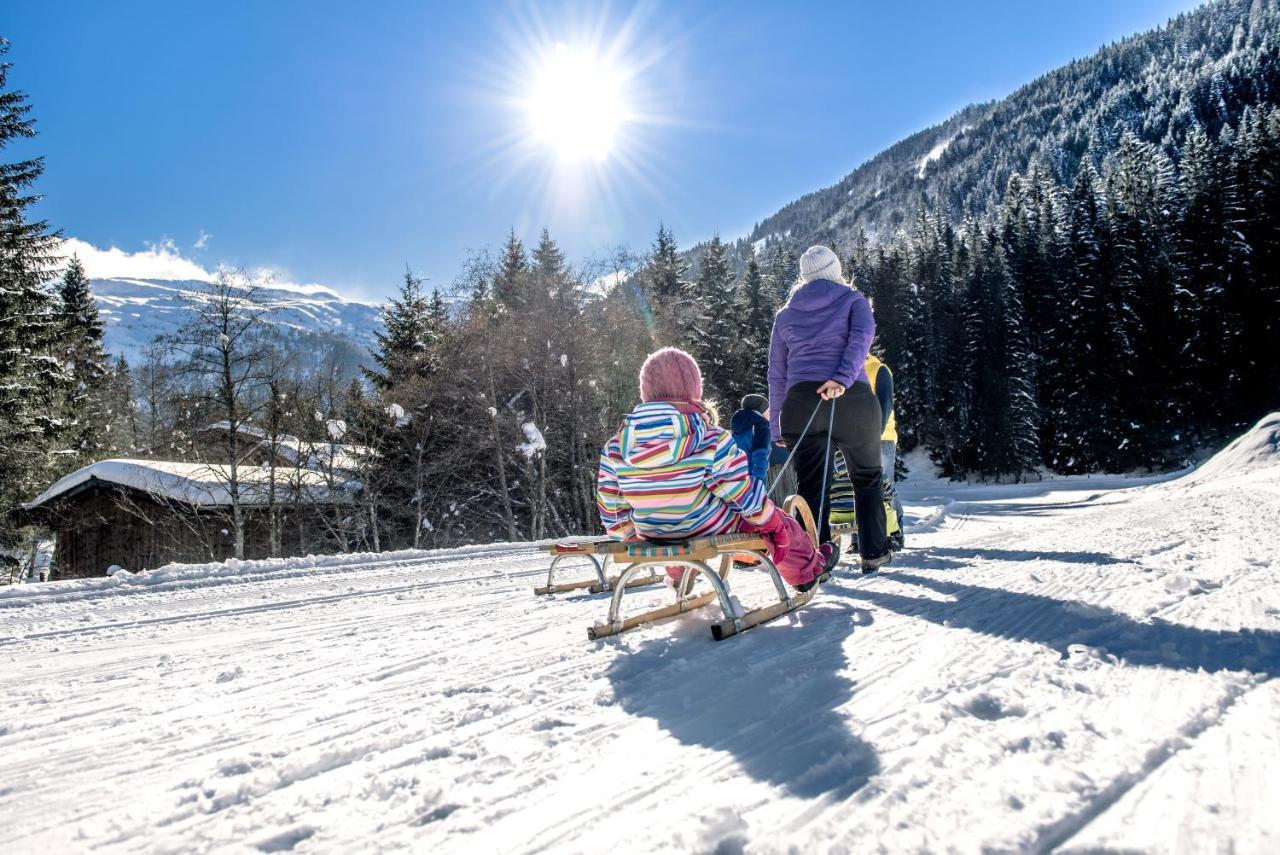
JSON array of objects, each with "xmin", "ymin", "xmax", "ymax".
[{"xmin": 798, "ymin": 245, "xmax": 844, "ymax": 284}]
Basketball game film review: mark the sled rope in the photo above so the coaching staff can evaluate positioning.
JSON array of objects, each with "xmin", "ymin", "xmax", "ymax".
[
  {"xmin": 815, "ymin": 403, "xmax": 836, "ymax": 536},
  {"xmin": 766, "ymin": 398, "xmax": 822, "ymax": 494},
  {"xmin": 767, "ymin": 396, "xmax": 837, "ymax": 543}
]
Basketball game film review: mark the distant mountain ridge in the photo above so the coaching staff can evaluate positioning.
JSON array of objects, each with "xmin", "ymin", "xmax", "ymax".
[
  {"xmin": 92, "ymin": 277, "xmax": 383, "ymax": 365},
  {"xmin": 692, "ymin": 0, "xmax": 1278, "ymax": 267}
]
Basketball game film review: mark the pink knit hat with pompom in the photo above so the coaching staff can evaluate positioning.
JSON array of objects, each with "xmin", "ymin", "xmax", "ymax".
[{"xmin": 639, "ymin": 347, "xmax": 703, "ymax": 402}]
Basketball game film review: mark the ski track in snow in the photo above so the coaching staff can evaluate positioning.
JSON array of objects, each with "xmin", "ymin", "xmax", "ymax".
[{"xmin": 1, "ymin": 462, "xmax": 1278, "ymax": 853}]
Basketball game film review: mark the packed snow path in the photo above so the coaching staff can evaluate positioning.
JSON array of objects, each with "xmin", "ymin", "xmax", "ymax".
[{"xmin": 2, "ymin": 444, "xmax": 1279, "ymax": 852}]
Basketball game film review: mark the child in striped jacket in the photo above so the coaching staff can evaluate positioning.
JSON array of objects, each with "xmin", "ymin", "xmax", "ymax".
[{"xmin": 597, "ymin": 348, "xmax": 831, "ymax": 591}]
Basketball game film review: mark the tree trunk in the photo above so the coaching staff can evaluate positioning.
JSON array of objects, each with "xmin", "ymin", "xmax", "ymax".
[
  {"xmin": 412, "ymin": 438, "xmax": 426, "ymax": 548},
  {"xmin": 267, "ymin": 456, "xmax": 280, "ymax": 558},
  {"xmin": 368, "ymin": 502, "xmax": 381, "ymax": 552},
  {"xmin": 485, "ymin": 362, "xmax": 518, "ymax": 540},
  {"xmin": 231, "ymin": 496, "xmax": 245, "ymax": 560}
]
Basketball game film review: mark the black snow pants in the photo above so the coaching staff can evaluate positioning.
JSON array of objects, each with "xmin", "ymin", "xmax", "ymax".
[{"xmin": 780, "ymin": 380, "xmax": 888, "ymax": 558}]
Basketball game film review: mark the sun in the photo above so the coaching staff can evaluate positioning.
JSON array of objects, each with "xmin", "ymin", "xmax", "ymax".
[{"xmin": 527, "ymin": 43, "xmax": 627, "ymax": 162}]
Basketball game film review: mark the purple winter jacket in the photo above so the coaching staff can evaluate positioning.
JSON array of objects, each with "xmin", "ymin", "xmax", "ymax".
[{"xmin": 767, "ymin": 279, "xmax": 876, "ymax": 435}]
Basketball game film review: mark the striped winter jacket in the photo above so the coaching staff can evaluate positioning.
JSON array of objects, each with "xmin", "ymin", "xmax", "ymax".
[{"xmin": 597, "ymin": 401, "xmax": 776, "ymax": 541}]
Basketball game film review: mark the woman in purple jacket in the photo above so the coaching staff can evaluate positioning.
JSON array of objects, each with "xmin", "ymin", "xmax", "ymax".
[{"xmin": 767, "ymin": 246, "xmax": 891, "ymax": 572}]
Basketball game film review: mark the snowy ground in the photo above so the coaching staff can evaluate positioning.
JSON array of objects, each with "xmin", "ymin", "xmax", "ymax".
[{"xmin": 2, "ymin": 420, "xmax": 1278, "ymax": 854}]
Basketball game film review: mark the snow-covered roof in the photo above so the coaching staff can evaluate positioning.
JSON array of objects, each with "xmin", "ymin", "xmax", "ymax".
[
  {"xmin": 23, "ymin": 459, "xmax": 355, "ymax": 511},
  {"xmin": 200, "ymin": 421, "xmax": 371, "ymax": 473}
]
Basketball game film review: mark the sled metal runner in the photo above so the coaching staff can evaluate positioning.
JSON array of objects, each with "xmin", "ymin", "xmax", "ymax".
[
  {"xmin": 534, "ymin": 540, "xmax": 663, "ymax": 596},
  {"xmin": 586, "ymin": 526, "xmax": 823, "ymax": 642}
]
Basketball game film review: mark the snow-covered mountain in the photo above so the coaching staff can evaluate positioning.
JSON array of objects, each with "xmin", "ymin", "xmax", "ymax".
[{"xmin": 92, "ymin": 277, "xmax": 383, "ymax": 363}]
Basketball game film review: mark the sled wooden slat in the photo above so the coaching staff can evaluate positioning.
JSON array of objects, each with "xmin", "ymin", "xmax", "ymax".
[
  {"xmin": 546, "ymin": 543, "xmax": 593, "ymax": 555},
  {"xmin": 542, "ymin": 539, "xmax": 616, "ymax": 556},
  {"xmin": 534, "ymin": 571, "xmax": 665, "ymax": 596},
  {"xmin": 588, "ymin": 573, "xmax": 664, "ymax": 594},
  {"xmin": 587, "ymin": 591, "xmax": 719, "ymax": 640},
  {"xmin": 534, "ymin": 578, "xmax": 598, "ymax": 595},
  {"xmin": 621, "ymin": 534, "xmax": 769, "ymax": 561}
]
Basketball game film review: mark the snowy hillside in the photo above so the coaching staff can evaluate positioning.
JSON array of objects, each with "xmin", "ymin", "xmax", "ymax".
[
  {"xmin": 689, "ymin": 0, "xmax": 1279, "ymax": 268},
  {"xmin": 1, "ymin": 418, "xmax": 1277, "ymax": 852},
  {"xmin": 92, "ymin": 277, "xmax": 382, "ymax": 362}
]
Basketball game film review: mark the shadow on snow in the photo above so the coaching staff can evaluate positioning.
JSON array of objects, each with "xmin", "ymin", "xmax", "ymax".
[
  {"xmin": 830, "ymin": 572, "xmax": 1280, "ymax": 676},
  {"xmin": 605, "ymin": 602, "xmax": 880, "ymax": 799},
  {"xmin": 896, "ymin": 546, "xmax": 1128, "ymax": 571},
  {"xmin": 897, "ymin": 471, "xmax": 1177, "ymax": 505}
]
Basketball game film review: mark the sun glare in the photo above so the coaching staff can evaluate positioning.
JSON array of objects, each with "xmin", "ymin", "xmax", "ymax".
[{"xmin": 527, "ymin": 43, "xmax": 626, "ymax": 162}]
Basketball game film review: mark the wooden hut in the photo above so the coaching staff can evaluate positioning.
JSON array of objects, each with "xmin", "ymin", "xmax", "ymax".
[{"xmin": 20, "ymin": 459, "xmax": 355, "ymax": 580}]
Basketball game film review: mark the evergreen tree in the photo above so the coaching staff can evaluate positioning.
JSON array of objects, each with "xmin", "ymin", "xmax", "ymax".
[
  {"xmin": 1055, "ymin": 163, "xmax": 1133, "ymax": 472},
  {"xmin": 931, "ymin": 224, "xmax": 977, "ymax": 477},
  {"xmin": 0, "ymin": 40, "xmax": 70, "ymax": 548},
  {"xmin": 847, "ymin": 225, "xmax": 872, "ymax": 287},
  {"xmin": 642, "ymin": 223, "xmax": 685, "ymax": 304},
  {"xmin": 999, "ymin": 169, "xmax": 1063, "ymax": 459},
  {"xmin": 897, "ymin": 208, "xmax": 949, "ymax": 453},
  {"xmin": 765, "ymin": 244, "xmax": 796, "ymax": 308},
  {"xmin": 639, "ymin": 223, "xmax": 689, "ymax": 344},
  {"xmin": 54, "ymin": 255, "xmax": 110, "ymax": 470},
  {"xmin": 738, "ymin": 255, "xmax": 774, "ymax": 391},
  {"xmin": 686, "ymin": 235, "xmax": 741, "ymax": 404},
  {"xmin": 100, "ymin": 354, "xmax": 138, "ymax": 455},
  {"xmin": 1230, "ymin": 105, "xmax": 1280, "ymax": 421},
  {"xmin": 1104, "ymin": 132, "xmax": 1183, "ymax": 464},
  {"xmin": 531, "ymin": 228, "xmax": 568, "ymax": 298},
  {"xmin": 999, "ymin": 250, "xmax": 1042, "ymax": 479},
  {"xmin": 365, "ymin": 268, "xmax": 433, "ymax": 390},
  {"xmin": 959, "ymin": 224, "xmax": 1039, "ymax": 480},
  {"xmin": 1177, "ymin": 124, "xmax": 1247, "ymax": 435},
  {"xmin": 426, "ymin": 289, "xmax": 450, "ymax": 342},
  {"xmin": 958, "ymin": 221, "xmax": 996, "ymax": 476},
  {"xmin": 360, "ymin": 267, "xmax": 458, "ymax": 549},
  {"xmin": 493, "ymin": 230, "xmax": 529, "ymax": 312},
  {"xmin": 862, "ymin": 244, "xmax": 908, "ymax": 371}
]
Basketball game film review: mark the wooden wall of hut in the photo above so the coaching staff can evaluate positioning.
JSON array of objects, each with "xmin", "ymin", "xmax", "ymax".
[{"xmin": 46, "ymin": 490, "xmax": 346, "ymax": 579}]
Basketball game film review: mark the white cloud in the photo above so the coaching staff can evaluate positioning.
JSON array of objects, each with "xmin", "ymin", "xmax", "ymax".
[
  {"xmin": 193, "ymin": 229, "xmax": 211, "ymax": 250},
  {"xmin": 61, "ymin": 236, "xmax": 214, "ymax": 282},
  {"xmin": 57, "ymin": 236, "xmax": 375, "ymax": 304}
]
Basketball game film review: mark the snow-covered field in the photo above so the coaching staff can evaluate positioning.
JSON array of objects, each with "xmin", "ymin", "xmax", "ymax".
[{"xmin": 3, "ymin": 418, "xmax": 1278, "ymax": 854}]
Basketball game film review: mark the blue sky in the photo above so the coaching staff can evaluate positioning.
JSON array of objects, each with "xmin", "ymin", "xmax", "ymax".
[{"xmin": 7, "ymin": 0, "xmax": 1198, "ymax": 301}]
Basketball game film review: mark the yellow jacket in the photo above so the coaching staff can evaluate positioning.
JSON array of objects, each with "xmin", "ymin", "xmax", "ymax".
[{"xmin": 866, "ymin": 354, "xmax": 897, "ymax": 443}]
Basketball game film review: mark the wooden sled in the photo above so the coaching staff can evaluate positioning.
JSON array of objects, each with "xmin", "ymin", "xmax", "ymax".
[
  {"xmin": 828, "ymin": 505, "xmax": 903, "ymax": 554},
  {"xmin": 587, "ymin": 498, "xmax": 826, "ymax": 642},
  {"xmin": 534, "ymin": 539, "xmax": 663, "ymax": 596},
  {"xmin": 830, "ymin": 520, "xmax": 858, "ymax": 544}
]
